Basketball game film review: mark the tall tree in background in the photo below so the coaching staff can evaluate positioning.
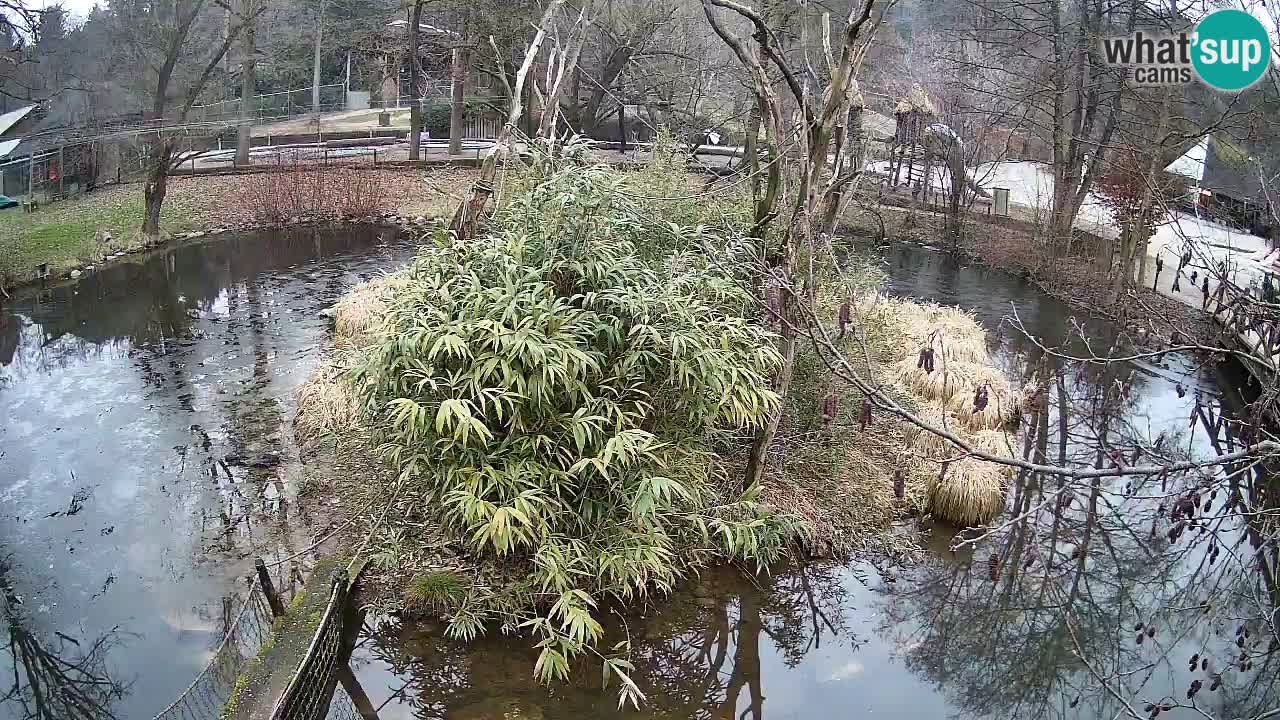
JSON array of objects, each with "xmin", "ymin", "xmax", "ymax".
[
  {"xmin": 235, "ymin": 0, "xmax": 258, "ymax": 166},
  {"xmin": 312, "ymin": 0, "xmax": 326, "ymax": 113},
  {"xmin": 407, "ymin": 0, "xmax": 423, "ymax": 159},
  {"xmin": 447, "ymin": 27, "xmax": 467, "ymax": 154},
  {"xmin": 112, "ymin": 0, "xmax": 258, "ymax": 237}
]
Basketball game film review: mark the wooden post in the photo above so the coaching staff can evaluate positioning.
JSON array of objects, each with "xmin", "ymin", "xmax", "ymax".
[
  {"xmin": 28, "ymin": 152, "xmax": 35, "ymax": 201},
  {"xmin": 255, "ymin": 558, "xmax": 287, "ymax": 617},
  {"xmin": 618, "ymin": 104, "xmax": 627, "ymax": 153},
  {"xmin": 57, "ymin": 146, "xmax": 64, "ymax": 198}
]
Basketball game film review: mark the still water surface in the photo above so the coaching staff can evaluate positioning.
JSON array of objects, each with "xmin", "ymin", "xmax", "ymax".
[{"xmin": 0, "ymin": 225, "xmax": 413, "ymax": 719}]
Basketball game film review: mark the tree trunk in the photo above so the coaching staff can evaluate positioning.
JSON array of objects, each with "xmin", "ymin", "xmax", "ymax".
[
  {"xmin": 408, "ymin": 1, "xmax": 422, "ymax": 161},
  {"xmin": 846, "ymin": 101, "xmax": 864, "ymax": 176},
  {"xmin": 744, "ymin": 100, "xmax": 761, "ymax": 197},
  {"xmin": 311, "ymin": 0, "xmax": 324, "ymax": 114},
  {"xmin": 448, "ymin": 46, "xmax": 467, "ymax": 155},
  {"xmin": 617, "ymin": 103, "xmax": 627, "ymax": 152},
  {"xmin": 142, "ymin": 139, "xmax": 172, "ymax": 240},
  {"xmin": 235, "ymin": 0, "xmax": 256, "ymax": 167}
]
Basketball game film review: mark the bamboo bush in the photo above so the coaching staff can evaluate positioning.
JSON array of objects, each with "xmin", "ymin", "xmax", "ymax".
[{"xmin": 346, "ymin": 166, "xmax": 801, "ymax": 701}]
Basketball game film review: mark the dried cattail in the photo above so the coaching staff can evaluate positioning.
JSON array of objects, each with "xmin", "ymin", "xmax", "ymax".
[
  {"xmin": 917, "ymin": 347, "xmax": 936, "ymax": 374},
  {"xmin": 860, "ymin": 398, "xmax": 873, "ymax": 430},
  {"xmin": 988, "ymin": 553, "xmax": 999, "ymax": 581},
  {"xmin": 838, "ymin": 300, "xmax": 852, "ymax": 338},
  {"xmin": 973, "ymin": 385, "xmax": 989, "ymax": 413},
  {"xmin": 893, "ymin": 469, "xmax": 905, "ymax": 500}
]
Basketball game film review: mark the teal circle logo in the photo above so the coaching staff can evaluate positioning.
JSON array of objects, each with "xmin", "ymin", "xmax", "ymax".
[{"xmin": 1192, "ymin": 9, "xmax": 1271, "ymax": 91}]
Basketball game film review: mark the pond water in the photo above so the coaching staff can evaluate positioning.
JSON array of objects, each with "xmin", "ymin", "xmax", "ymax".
[
  {"xmin": 0, "ymin": 232, "xmax": 1273, "ymax": 720},
  {"xmin": 343, "ymin": 244, "xmax": 1278, "ymax": 720},
  {"xmin": 0, "ymin": 225, "xmax": 414, "ymax": 720}
]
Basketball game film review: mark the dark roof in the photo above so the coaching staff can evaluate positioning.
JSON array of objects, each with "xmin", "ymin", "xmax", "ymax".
[{"xmin": 1202, "ymin": 136, "xmax": 1270, "ymax": 204}]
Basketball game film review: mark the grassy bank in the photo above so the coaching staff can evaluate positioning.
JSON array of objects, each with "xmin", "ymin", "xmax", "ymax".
[
  {"xmin": 0, "ymin": 184, "xmax": 209, "ymax": 286},
  {"xmin": 0, "ymin": 167, "xmax": 476, "ymax": 291}
]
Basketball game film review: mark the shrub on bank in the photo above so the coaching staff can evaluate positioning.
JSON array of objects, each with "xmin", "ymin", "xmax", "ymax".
[
  {"xmin": 231, "ymin": 158, "xmax": 385, "ymax": 226},
  {"xmin": 346, "ymin": 166, "xmax": 798, "ymax": 697}
]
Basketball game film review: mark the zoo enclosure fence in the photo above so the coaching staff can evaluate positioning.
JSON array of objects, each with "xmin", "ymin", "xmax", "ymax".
[{"xmin": 150, "ymin": 560, "xmax": 363, "ymax": 720}]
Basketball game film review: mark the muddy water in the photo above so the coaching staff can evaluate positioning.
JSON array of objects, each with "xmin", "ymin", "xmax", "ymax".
[
  {"xmin": 0, "ymin": 225, "xmax": 415, "ymax": 720},
  {"xmin": 345, "ymin": 245, "xmax": 1278, "ymax": 719}
]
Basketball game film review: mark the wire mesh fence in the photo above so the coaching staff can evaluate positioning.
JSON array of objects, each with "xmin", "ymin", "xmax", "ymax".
[
  {"xmin": 151, "ymin": 578, "xmax": 277, "ymax": 720},
  {"xmin": 190, "ymin": 85, "xmax": 348, "ymax": 124},
  {"xmin": 270, "ymin": 568, "xmax": 351, "ymax": 720}
]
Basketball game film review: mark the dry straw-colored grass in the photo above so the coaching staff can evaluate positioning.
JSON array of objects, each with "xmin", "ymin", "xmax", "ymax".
[
  {"xmin": 294, "ymin": 365, "xmax": 362, "ymax": 447},
  {"xmin": 860, "ymin": 295, "xmax": 990, "ymax": 366},
  {"xmin": 842, "ymin": 292, "xmax": 1021, "ymax": 530},
  {"xmin": 333, "ymin": 274, "xmax": 410, "ymax": 349},
  {"xmin": 915, "ymin": 429, "xmax": 1017, "ymax": 527}
]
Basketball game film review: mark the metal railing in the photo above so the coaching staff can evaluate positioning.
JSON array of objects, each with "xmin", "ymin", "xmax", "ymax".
[
  {"xmin": 270, "ymin": 569, "xmax": 352, "ymax": 720},
  {"xmin": 189, "ymin": 85, "xmax": 348, "ymax": 124},
  {"xmin": 151, "ymin": 579, "xmax": 278, "ymax": 720}
]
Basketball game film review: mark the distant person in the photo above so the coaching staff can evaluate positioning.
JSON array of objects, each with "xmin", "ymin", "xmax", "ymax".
[
  {"xmin": 1154, "ymin": 255, "xmax": 1163, "ymax": 290},
  {"xmin": 1202, "ymin": 275, "xmax": 1210, "ymax": 309}
]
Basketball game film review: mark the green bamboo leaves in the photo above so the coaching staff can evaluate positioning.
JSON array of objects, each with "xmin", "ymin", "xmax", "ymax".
[{"xmin": 347, "ymin": 165, "xmax": 801, "ymax": 700}]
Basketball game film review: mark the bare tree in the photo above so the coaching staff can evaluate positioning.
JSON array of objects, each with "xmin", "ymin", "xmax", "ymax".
[
  {"xmin": 112, "ymin": 0, "xmax": 260, "ymax": 238},
  {"xmin": 701, "ymin": 0, "xmax": 882, "ymax": 489}
]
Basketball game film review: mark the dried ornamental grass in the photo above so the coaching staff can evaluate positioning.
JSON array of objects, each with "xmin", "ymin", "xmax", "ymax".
[
  {"xmin": 923, "ymin": 429, "xmax": 1015, "ymax": 527},
  {"xmin": 944, "ymin": 365, "xmax": 1023, "ymax": 431},
  {"xmin": 294, "ymin": 365, "xmax": 362, "ymax": 446},
  {"xmin": 894, "ymin": 357, "xmax": 974, "ymax": 404},
  {"xmin": 333, "ymin": 274, "xmax": 410, "ymax": 349}
]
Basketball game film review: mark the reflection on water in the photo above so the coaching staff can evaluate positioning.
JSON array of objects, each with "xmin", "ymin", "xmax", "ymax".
[
  {"xmin": 346, "ymin": 244, "xmax": 1277, "ymax": 719},
  {"xmin": 0, "ymin": 225, "xmax": 415, "ymax": 720}
]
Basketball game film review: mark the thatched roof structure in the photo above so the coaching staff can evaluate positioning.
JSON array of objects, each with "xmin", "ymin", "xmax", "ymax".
[{"xmin": 894, "ymin": 85, "xmax": 937, "ymax": 117}]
